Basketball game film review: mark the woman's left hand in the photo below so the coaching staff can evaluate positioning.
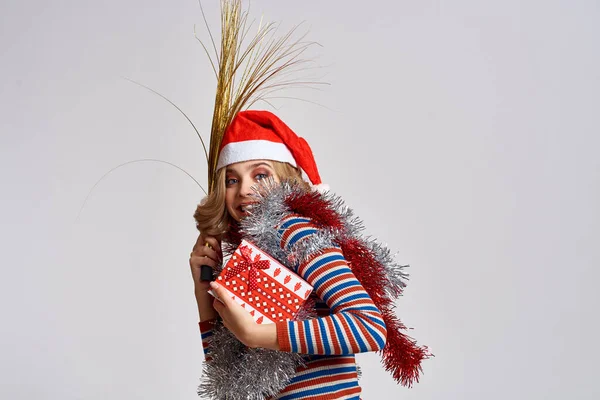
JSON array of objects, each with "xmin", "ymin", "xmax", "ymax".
[{"xmin": 209, "ymin": 281, "xmax": 279, "ymax": 350}]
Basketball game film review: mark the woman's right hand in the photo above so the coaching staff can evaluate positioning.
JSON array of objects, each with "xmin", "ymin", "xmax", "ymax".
[
  {"xmin": 190, "ymin": 234, "xmax": 222, "ymax": 320},
  {"xmin": 190, "ymin": 234, "xmax": 222, "ymax": 291}
]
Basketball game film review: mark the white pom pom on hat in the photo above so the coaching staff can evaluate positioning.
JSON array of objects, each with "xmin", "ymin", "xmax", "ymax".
[
  {"xmin": 217, "ymin": 110, "xmax": 327, "ymax": 190},
  {"xmin": 310, "ymin": 183, "xmax": 330, "ymax": 193}
]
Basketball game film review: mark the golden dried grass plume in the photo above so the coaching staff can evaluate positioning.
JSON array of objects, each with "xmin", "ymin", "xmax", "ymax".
[{"xmin": 198, "ymin": 0, "xmax": 324, "ymax": 192}]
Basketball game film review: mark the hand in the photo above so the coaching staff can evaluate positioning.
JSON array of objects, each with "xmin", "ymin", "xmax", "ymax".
[
  {"xmin": 189, "ymin": 234, "xmax": 222, "ymax": 293},
  {"xmin": 190, "ymin": 233, "xmax": 222, "ymax": 321},
  {"xmin": 209, "ymin": 281, "xmax": 279, "ymax": 350}
]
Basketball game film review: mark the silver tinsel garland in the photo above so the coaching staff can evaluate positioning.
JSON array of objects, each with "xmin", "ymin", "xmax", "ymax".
[
  {"xmin": 197, "ymin": 323, "xmax": 306, "ymax": 399},
  {"xmin": 198, "ymin": 180, "xmax": 408, "ymax": 399}
]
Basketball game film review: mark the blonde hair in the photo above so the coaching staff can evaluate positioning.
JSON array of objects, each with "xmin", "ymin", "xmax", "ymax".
[{"xmin": 194, "ymin": 161, "xmax": 310, "ymax": 236}]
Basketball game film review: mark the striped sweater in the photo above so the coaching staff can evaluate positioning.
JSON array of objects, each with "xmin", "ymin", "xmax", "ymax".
[{"xmin": 199, "ymin": 214, "xmax": 387, "ymax": 399}]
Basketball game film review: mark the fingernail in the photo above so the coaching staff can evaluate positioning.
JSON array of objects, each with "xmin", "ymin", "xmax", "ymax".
[{"xmin": 209, "ymin": 281, "xmax": 218, "ymax": 289}]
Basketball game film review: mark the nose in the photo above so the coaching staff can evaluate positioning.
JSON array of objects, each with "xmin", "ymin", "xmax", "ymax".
[{"xmin": 238, "ymin": 177, "xmax": 255, "ymax": 198}]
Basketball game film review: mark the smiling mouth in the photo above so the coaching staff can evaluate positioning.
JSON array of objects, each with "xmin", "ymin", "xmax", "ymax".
[{"xmin": 238, "ymin": 203, "xmax": 256, "ymax": 213}]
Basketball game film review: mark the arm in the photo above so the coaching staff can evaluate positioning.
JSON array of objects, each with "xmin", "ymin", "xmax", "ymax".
[
  {"xmin": 274, "ymin": 214, "xmax": 387, "ymax": 355},
  {"xmin": 196, "ymin": 290, "xmax": 218, "ymax": 361},
  {"xmin": 209, "ymin": 215, "xmax": 387, "ymax": 354},
  {"xmin": 198, "ymin": 318, "xmax": 216, "ymax": 362},
  {"xmin": 190, "ymin": 234, "xmax": 222, "ymax": 361}
]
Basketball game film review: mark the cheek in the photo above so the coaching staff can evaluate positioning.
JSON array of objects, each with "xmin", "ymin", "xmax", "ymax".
[
  {"xmin": 224, "ymin": 189, "xmax": 240, "ymax": 221},
  {"xmin": 225, "ymin": 188, "xmax": 239, "ymax": 214},
  {"xmin": 225, "ymin": 190, "xmax": 234, "ymax": 209}
]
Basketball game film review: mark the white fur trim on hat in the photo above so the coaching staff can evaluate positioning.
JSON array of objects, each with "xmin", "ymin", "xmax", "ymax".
[{"xmin": 216, "ymin": 140, "xmax": 297, "ymax": 170}]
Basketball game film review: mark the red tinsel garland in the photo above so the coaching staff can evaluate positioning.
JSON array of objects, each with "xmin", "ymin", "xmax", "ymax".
[
  {"xmin": 285, "ymin": 190, "xmax": 431, "ymax": 387},
  {"xmin": 284, "ymin": 189, "xmax": 345, "ymax": 230}
]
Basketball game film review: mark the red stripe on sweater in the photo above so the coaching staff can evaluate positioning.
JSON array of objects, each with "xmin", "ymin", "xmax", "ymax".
[
  {"xmin": 297, "ymin": 321, "xmax": 307, "ymax": 353},
  {"xmin": 324, "ymin": 316, "xmax": 342, "ymax": 354},
  {"xmin": 351, "ymin": 312, "xmax": 379, "ymax": 350},
  {"xmin": 306, "ymin": 254, "xmax": 346, "ymax": 274},
  {"xmin": 313, "ymin": 261, "xmax": 350, "ymax": 281},
  {"xmin": 346, "ymin": 308, "xmax": 387, "ymax": 337},
  {"xmin": 360, "ymin": 312, "xmax": 387, "ymax": 338},
  {"xmin": 295, "ymin": 356, "xmax": 356, "ymax": 371},
  {"xmin": 280, "ymin": 221, "xmax": 313, "ymax": 248},
  {"xmin": 320, "ymin": 273, "xmax": 360, "ymax": 304},
  {"xmin": 336, "ymin": 314, "xmax": 358, "ymax": 352},
  {"xmin": 329, "ymin": 387, "xmax": 363, "ymax": 399},
  {"xmin": 310, "ymin": 319, "xmax": 325, "ymax": 354},
  {"xmin": 278, "ymin": 372, "xmax": 359, "ymax": 393}
]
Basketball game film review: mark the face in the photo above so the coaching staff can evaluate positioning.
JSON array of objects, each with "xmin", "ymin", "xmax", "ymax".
[{"xmin": 224, "ymin": 160, "xmax": 279, "ymax": 221}]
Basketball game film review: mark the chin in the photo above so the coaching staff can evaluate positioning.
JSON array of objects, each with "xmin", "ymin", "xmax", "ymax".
[{"xmin": 226, "ymin": 208, "xmax": 240, "ymax": 222}]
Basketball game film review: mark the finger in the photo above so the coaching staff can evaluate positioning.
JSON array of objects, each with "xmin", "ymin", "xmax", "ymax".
[
  {"xmin": 191, "ymin": 242, "xmax": 220, "ymax": 263},
  {"xmin": 193, "ymin": 233, "xmax": 207, "ymax": 251},
  {"xmin": 189, "ymin": 256, "xmax": 217, "ymax": 281},
  {"xmin": 194, "ymin": 233, "xmax": 221, "ymax": 250},
  {"xmin": 190, "ymin": 254, "xmax": 218, "ymax": 267},
  {"xmin": 221, "ymin": 320, "xmax": 230, "ymax": 331},
  {"xmin": 190, "ymin": 244, "xmax": 219, "ymax": 261},
  {"xmin": 200, "ymin": 246, "xmax": 220, "ymax": 262},
  {"xmin": 213, "ymin": 295, "xmax": 231, "ymax": 323},
  {"xmin": 212, "ymin": 297, "xmax": 225, "ymax": 315},
  {"xmin": 203, "ymin": 236, "xmax": 222, "ymax": 259},
  {"xmin": 210, "ymin": 282, "xmax": 232, "ymax": 307},
  {"xmin": 217, "ymin": 315, "xmax": 231, "ymax": 332}
]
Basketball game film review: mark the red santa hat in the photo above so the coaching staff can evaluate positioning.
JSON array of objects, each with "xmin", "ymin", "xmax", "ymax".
[{"xmin": 216, "ymin": 110, "xmax": 328, "ymax": 191}]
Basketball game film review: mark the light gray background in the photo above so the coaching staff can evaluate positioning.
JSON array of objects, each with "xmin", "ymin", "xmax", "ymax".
[{"xmin": 1, "ymin": 0, "xmax": 599, "ymax": 399}]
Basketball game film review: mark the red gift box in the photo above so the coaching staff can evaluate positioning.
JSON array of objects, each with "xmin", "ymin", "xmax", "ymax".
[{"xmin": 212, "ymin": 240, "xmax": 313, "ymax": 324}]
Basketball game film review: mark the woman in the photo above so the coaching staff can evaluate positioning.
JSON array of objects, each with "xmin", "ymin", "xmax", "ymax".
[{"xmin": 189, "ymin": 110, "xmax": 388, "ymax": 399}]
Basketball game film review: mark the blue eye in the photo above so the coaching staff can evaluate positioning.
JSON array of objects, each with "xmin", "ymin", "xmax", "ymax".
[
  {"xmin": 256, "ymin": 173, "xmax": 269, "ymax": 181},
  {"xmin": 226, "ymin": 178, "xmax": 238, "ymax": 186}
]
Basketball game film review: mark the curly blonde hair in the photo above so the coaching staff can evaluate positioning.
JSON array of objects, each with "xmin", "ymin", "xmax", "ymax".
[{"xmin": 193, "ymin": 161, "xmax": 310, "ymax": 236}]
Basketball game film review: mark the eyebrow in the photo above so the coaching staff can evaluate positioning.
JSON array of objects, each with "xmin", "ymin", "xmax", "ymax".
[{"xmin": 226, "ymin": 162, "xmax": 273, "ymax": 174}]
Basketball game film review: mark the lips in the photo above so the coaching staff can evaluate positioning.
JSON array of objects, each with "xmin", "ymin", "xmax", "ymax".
[{"xmin": 237, "ymin": 202, "xmax": 257, "ymax": 214}]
